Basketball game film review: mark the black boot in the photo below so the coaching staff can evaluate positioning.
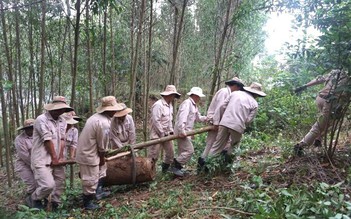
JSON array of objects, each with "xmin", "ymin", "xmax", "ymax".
[
  {"xmin": 174, "ymin": 158, "xmax": 183, "ymax": 169},
  {"xmin": 313, "ymin": 139, "xmax": 322, "ymax": 147},
  {"xmin": 293, "ymin": 143, "xmax": 304, "ymax": 157},
  {"xmin": 32, "ymin": 199, "xmax": 44, "ymax": 210},
  {"xmin": 220, "ymin": 150, "xmax": 233, "ymax": 164},
  {"xmin": 161, "ymin": 163, "xmax": 170, "ymax": 173},
  {"xmin": 96, "ymin": 177, "xmax": 111, "ymax": 200},
  {"xmin": 51, "ymin": 202, "xmax": 59, "ymax": 212},
  {"xmin": 197, "ymin": 157, "xmax": 205, "ymax": 171},
  {"xmin": 169, "ymin": 159, "xmax": 184, "ymax": 177},
  {"xmin": 83, "ymin": 194, "xmax": 100, "ymax": 210}
]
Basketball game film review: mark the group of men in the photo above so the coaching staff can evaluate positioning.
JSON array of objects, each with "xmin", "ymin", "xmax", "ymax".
[
  {"xmin": 16, "ymin": 69, "xmax": 347, "ymax": 212},
  {"xmin": 14, "ymin": 96, "xmax": 136, "ymax": 210},
  {"xmin": 14, "ymin": 77, "xmax": 266, "ymax": 211},
  {"xmin": 147, "ymin": 79, "xmax": 267, "ymax": 177}
]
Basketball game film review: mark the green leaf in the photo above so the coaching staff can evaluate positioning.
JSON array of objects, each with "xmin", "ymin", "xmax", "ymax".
[{"xmin": 281, "ymin": 189, "xmax": 293, "ymax": 197}]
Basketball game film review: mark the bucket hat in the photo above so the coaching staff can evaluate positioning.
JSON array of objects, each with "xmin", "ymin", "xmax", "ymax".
[
  {"xmin": 160, "ymin": 85, "xmax": 181, "ymax": 98},
  {"xmin": 17, "ymin": 119, "xmax": 35, "ymax": 131},
  {"xmin": 243, "ymin": 82, "xmax": 266, "ymax": 97},
  {"xmin": 225, "ymin": 77, "xmax": 244, "ymax": 87},
  {"xmin": 187, "ymin": 87, "xmax": 205, "ymax": 97},
  {"xmin": 114, "ymin": 103, "xmax": 133, "ymax": 117},
  {"xmin": 62, "ymin": 113, "xmax": 78, "ymax": 125},
  {"xmin": 44, "ymin": 96, "xmax": 73, "ymax": 112},
  {"xmin": 96, "ymin": 96, "xmax": 124, "ymax": 113}
]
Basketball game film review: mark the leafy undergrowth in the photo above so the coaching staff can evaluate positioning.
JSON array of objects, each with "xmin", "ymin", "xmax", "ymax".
[{"xmin": 2, "ymin": 142, "xmax": 351, "ymax": 218}]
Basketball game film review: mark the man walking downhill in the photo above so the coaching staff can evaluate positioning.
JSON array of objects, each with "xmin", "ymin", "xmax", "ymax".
[
  {"xmin": 198, "ymin": 77, "xmax": 244, "ymax": 170},
  {"xmin": 172, "ymin": 87, "xmax": 208, "ymax": 177},
  {"xmin": 207, "ymin": 83, "xmax": 266, "ymax": 161},
  {"xmin": 15, "ymin": 119, "xmax": 36, "ymax": 205},
  {"xmin": 29, "ymin": 96, "xmax": 74, "ymax": 210},
  {"xmin": 75, "ymin": 96, "xmax": 123, "ymax": 210},
  {"xmin": 148, "ymin": 85, "xmax": 181, "ymax": 173}
]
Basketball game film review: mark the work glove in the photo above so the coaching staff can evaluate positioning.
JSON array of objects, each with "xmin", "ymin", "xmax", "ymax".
[{"xmin": 294, "ymin": 85, "xmax": 307, "ymax": 94}]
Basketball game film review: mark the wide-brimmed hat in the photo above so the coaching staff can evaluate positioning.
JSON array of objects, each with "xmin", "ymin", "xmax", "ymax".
[
  {"xmin": 67, "ymin": 111, "xmax": 82, "ymax": 121},
  {"xmin": 62, "ymin": 113, "xmax": 78, "ymax": 125},
  {"xmin": 96, "ymin": 96, "xmax": 124, "ymax": 113},
  {"xmin": 243, "ymin": 82, "xmax": 266, "ymax": 97},
  {"xmin": 114, "ymin": 103, "xmax": 133, "ymax": 117},
  {"xmin": 187, "ymin": 87, "xmax": 205, "ymax": 97},
  {"xmin": 225, "ymin": 77, "xmax": 244, "ymax": 87},
  {"xmin": 160, "ymin": 85, "xmax": 181, "ymax": 98},
  {"xmin": 17, "ymin": 119, "xmax": 35, "ymax": 131},
  {"xmin": 44, "ymin": 96, "xmax": 74, "ymax": 112}
]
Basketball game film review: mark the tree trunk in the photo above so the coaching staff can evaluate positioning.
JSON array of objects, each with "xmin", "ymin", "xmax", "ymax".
[
  {"xmin": 169, "ymin": 0, "xmax": 187, "ymax": 87},
  {"xmin": 28, "ymin": 4, "xmax": 36, "ymax": 117},
  {"xmin": 110, "ymin": 7, "xmax": 116, "ymax": 95},
  {"xmin": 102, "ymin": 10, "xmax": 107, "ymax": 95},
  {"xmin": 129, "ymin": 0, "xmax": 135, "ymax": 113},
  {"xmin": 0, "ymin": 0, "xmax": 20, "ymax": 128},
  {"xmin": 70, "ymin": 0, "xmax": 81, "ymax": 108},
  {"xmin": 15, "ymin": 0, "xmax": 24, "ymax": 123},
  {"xmin": 143, "ymin": 0, "xmax": 153, "ymax": 142},
  {"xmin": 85, "ymin": 1, "xmax": 93, "ymax": 114},
  {"xmin": 105, "ymin": 157, "xmax": 156, "ymax": 186},
  {"xmin": 58, "ymin": 18, "xmax": 69, "ymax": 95},
  {"xmin": 209, "ymin": 0, "xmax": 233, "ymax": 104},
  {"xmin": 37, "ymin": 0, "xmax": 46, "ymax": 116},
  {"xmin": 0, "ymin": 60, "xmax": 12, "ymax": 187},
  {"xmin": 129, "ymin": 0, "xmax": 146, "ymax": 116}
]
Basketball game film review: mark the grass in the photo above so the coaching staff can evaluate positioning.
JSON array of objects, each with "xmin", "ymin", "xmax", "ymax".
[{"xmin": 1, "ymin": 133, "xmax": 351, "ymax": 218}]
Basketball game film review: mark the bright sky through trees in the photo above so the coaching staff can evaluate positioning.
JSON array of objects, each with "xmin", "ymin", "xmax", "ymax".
[
  {"xmin": 264, "ymin": 12, "xmax": 294, "ymax": 55},
  {"xmin": 264, "ymin": 12, "xmax": 321, "ymax": 57}
]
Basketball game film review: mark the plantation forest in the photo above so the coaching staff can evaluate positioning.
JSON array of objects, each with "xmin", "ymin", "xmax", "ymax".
[{"xmin": 0, "ymin": 0, "xmax": 351, "ymax": 218}]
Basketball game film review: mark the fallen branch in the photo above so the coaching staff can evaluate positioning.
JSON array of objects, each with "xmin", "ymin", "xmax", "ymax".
[{"xmin": 187, "ymin": 206, "xmax": 255, "ymax": 216}]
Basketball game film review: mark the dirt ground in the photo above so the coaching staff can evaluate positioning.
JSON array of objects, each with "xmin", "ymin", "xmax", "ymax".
[{"xmin": 1, "ymin": 142, "xmax": 350, "ymax": 217}]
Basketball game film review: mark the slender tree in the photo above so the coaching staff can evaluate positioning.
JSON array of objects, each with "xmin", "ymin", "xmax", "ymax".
[
  {"xmin": 129, "ymin": 0, "xmax": 146, "ymax": 114},
  {"xmin": 37, "ymin": 0, "xmax": 46, "ymax": 116},
  {"xmin": 70, "ymin": 0, "xmax": 81, "ymax": 108},
  {"xmin": 169, "ymin": 0, "xmax": 188, "ymax": 87},
  {"xmin": 86, "ymin": 1, "xmax": 94, "ymax": 114},
  {"xmin": 209, "ymin": 0, "xmax": 233, "ymax": 103},
  {"xmin": 143, "ymin": 0, "xmax": 153, "ymax": 141},
  {"xmin": 0, "ymin": 60, "xmax": 12, "ymax": 187},
  {"xmin": 15, "ymin": 0, "xmax": 24, "ymax": 123}
]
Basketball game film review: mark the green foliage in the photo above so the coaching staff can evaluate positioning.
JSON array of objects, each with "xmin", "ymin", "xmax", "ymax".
[
  {"xmin": 90, "ymin": 0, "xmax": 123, "ymax": 14},
  {"xmin": 15, "ymin": 206, "xmax": 46, "ymax": 219},
  {"xmin": 230, "ymin": 0, "xmax": 268, "ymax": 76},
  {"xmin": 255, "ymin": 86, "xmax": 316, "ymax": 139}
]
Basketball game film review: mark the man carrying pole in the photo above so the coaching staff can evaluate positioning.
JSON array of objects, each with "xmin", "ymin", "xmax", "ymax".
[
  {"xmin": 29, "ymin": 96, "xmax": 74, "ymax": 210},
  {"xmin": 148, "ymin": 85, "xmax": 181, "ymax": 173},
  {"xmin": 75, "ymin": 96, "xmax": 123, "ymax": 210}
]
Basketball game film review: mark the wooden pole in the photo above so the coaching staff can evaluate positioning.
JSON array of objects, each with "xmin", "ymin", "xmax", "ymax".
[
  {"xmin": 47, "ymin": 126, "xmax": 215, "ymax": 165},
  {"xmin": 46, "ymin": 160, "xmax": 76, "ymax": 167},
  {"xmin": 106, "ymin": 125, "xmax": 215, "ymax": 159}
]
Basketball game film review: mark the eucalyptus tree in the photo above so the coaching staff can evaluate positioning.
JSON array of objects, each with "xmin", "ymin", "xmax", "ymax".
[
  {"xmin": 193, "ymin": 0, "xmax": 267, "ymax": 104},
  {"xmin": 129, "ymin": 0, "xmax": 146, "ymax": 115}
]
